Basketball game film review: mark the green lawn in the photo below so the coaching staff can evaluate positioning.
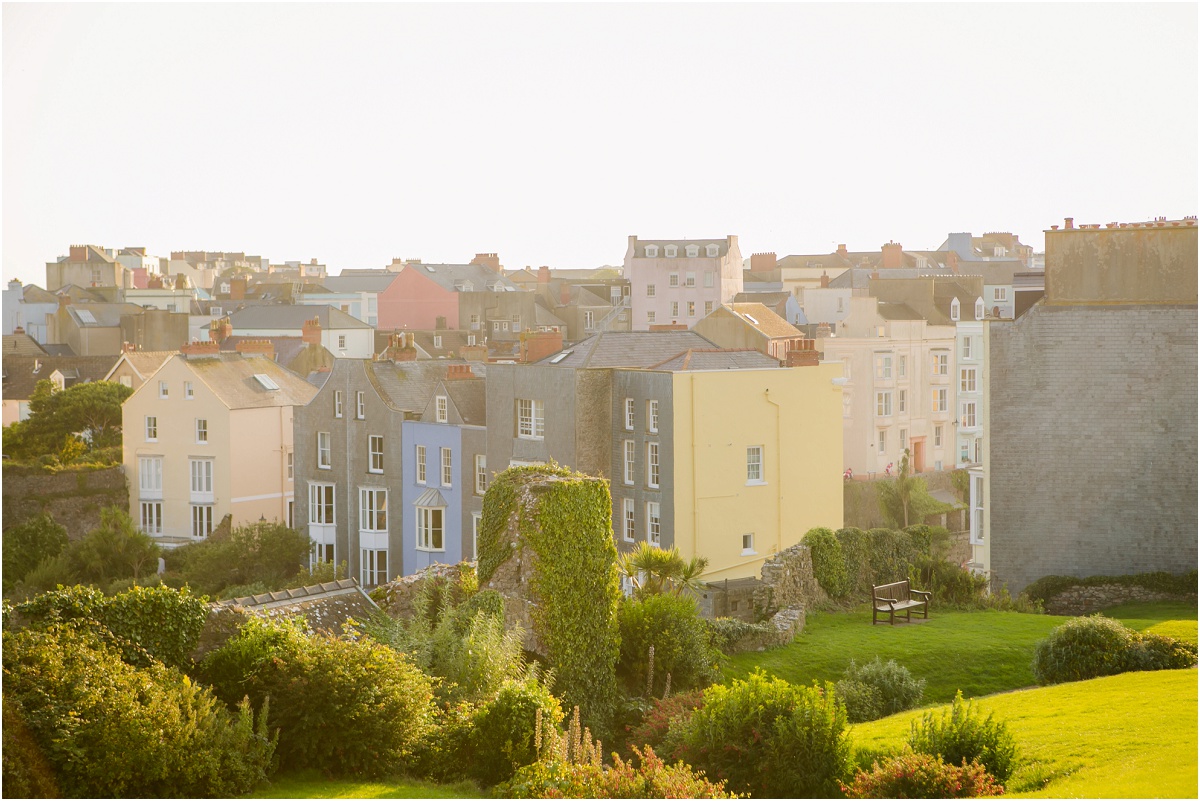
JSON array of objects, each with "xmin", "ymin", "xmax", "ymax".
[
  {"xmin": 243, "ymin": 771, "xmax": 479, "ymax": 799},
  {"xmin": 848, "ymin": 669, "xmax": 1198, "ymax": 798},
  {"xmin": 725, "ymin": 602, "xmax": 1197, "ymax": 703}
]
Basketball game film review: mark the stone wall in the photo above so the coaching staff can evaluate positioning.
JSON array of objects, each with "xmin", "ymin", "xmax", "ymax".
[
  {"xmin": 1, "ymin": 465, "xmax": 128, "ymax": 538},
  {"xmin": 1045, "ymin": 584, "xmax": 1198, "ymax": 616},
  {"xmin": 753, "ymin": 542, "xmax": 828, "ymax": 616},
  {"xmin": 990, "ymin": 304, "xmax": 1198, "ymax": 594}
]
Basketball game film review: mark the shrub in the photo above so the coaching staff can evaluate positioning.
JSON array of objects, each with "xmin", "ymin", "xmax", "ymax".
[
  {"xmin": 1031, "ymin": 614, "xmax": 1139, "ymax": 684},
  {"xmin": 907, "ymin": 691, "xmax": 1019, "ymax": 782},
  {"xmin": 3, "ymin": 623, "xmax": 275, "ymax": 797},
  {"xmin": 704, "ymin": 616, "xmax": 775, "ymax": 652},
  {"xmin": 165, "ymin": 520, "xmax": 311, "ymax": 597},
  {"xmin": 412, "ymin": 700, "xmax": 478, "ymax": 784},
  {"xmin": 1122, "ymin": 632, "xmax": 1198, "ymax": 672},
  {"xmin": 842, "ymin": 752, "xmax": 1004, "ymax": 798},
  {"xmin": 616, "ymin": 593, "xmax": 719, "ymax": 697},
  {"xmin": 69, "ymin": 507, "xmax": 160, "ymax": 586},
  {"xmin": 836, "ymin": 526, "xmax": 873, "ymax": 597},
  {"xmin": 836, "ymin": 657, "xmax": 926, "ymax": 722},
  {"xmin": 2, "ymin": 698, "xmax": 61, "ymax": 798},
  {"xmin": 1022, "ymin": 570, "xmax": 1199, "ymax": 606},
  {"xmin": 668, "ymin": 670, "xmax": 851, "ymax": 798},
  {"xmin": 199, "ymin": 616, "xmax": 435, "ymax": 778},
  {"xmin": 804, "ymin": 526, "xmax": 850, "ymax": 598},
  {"xmin": 2, "ymin": 514, "xmax": 69, "ymax": 593},
  {"xmin": 623, "ymin": 689, "xmax": 705, "ymax": 755},
  {"xmin": 867, "ymin": 527, "xmax": 926, "ymax": 587},
  {"xmin": 500, "ymin": 745, "xmax": 737, "ymax": 799},
  {"xmin": 469, "ymin": 677, "xmax": 565, "ymax": 787},
  {"xmin": 908, "ymin": 556, "xmax": 991, "ymax": 608}
]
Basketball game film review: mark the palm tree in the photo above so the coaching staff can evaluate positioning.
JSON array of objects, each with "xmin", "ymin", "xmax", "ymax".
[{"xmin": 617, "ymin": 542, "xmax": 708, "ymax": 598}]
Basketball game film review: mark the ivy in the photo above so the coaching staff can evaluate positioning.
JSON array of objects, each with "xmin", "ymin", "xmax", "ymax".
[{"xmin": 1023, "ymin": 571, "xmax": 1199, "ymax": 605}]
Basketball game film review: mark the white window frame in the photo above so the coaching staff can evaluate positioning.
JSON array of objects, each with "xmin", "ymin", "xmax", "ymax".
[
  {"xmin": 584, "ymin": 310, "xmax": 595, "ymax": 330},
  {"xmin": 433, "ymin": 334, "xmax": 443, "ymax": 349},
  {"xmin": 746, "ymin": 445, "xmax": 764, "ymax": 484},
  {"xmin": 961, "ymin": 401, "xmax": 978, "ymax": 428},
  {"xmin": 189, "ymin": 458, "xmax": 214, "ymax": 499},
  {"xmin": 647, "ymin": 310, "xmax": 656, "ymax": 324},
  {"xmin": 898, "ymin": 389, "xmax": 907, "ymax": 414},
  {"xmin": 933, "ymin": 352, "xmax": 950, "ymax": 375},
  {"xmin": 960, "ymin": 367, "xmax": 977, "ymax": 394},
  {"xmin": 704, "ymin": 270, "xmax": 715, "ymax": 287},
  {"xmin": 195, "ymin": 418, "xmax": 208, "ymax": 444},
  {"xmin": 361, "ymin": 548, "xmax": 388, "ymax": 587},
  {"xmin": 671, "ymin": 301, "xmax": 679, "ymax": 318},
  {"xmin": 287, "ymin": 450, "xmax": 293, "ymax": 480},
  {"xmin": 184, "ymin": 381, "xmax": 194, "ymax": 400},
  {"xmin": 648, "ymin": 400, "xmax": 659, "ymax": 433},
  {"xmin": 950, "ymin": 297, "xmax": 961, "ymax": 321},
  {"xmin": 995, "ymin": 287, "xmax": 1009, "ymax": 302},
  {"xmin": 878, "ymin": 429, "xmax": 887, "ymax": 453},
  {"xmin": 416, "ymin": 445, "xmax": 427, "ymax": 484},
  {"xmin": 624, "ymin": 398, "xmax": 635, "ymax": 430},
  {"xmin": 685, "ymin": 244, "xmax": 699, "ymax": 258},
  {"xmin": 874, "ymin": 353, "xmax": 893, "ymax": 380},
  {"xmin": 741, "ymin": 533, "xmax": 756, "ymax": 556},
  {"xmin": 934, "ymin": 425, "xmax": 943, "ymax": 447},
  {"xmin": 975, "ymin": 298, "xmax": 985, "ymax": 319},
  {"xmin": 191, "ymin": 504, "xmax": 214, "ymax": 538},
  {"xmin": 158, "ymin": 380, "xmax": 169, "ymax": 399},
  {"xmin": 933, "ymin": 388, "xmax": 949, "ymax": 413},
  {"xmin": 644, "ymin": 245, "xmax": 659, "ymax": 258},
  {"xmin": 898, "ymin": 355, "xmax": 906, "ymax": 378},
  {"xmin": 140, "ymin": 501, "xmax": 163, "ymax": 535},
  {"xmin": 369, "ymin": 435, "xmax": 384, "ymax": 473},
  {"xmin": 338, "ymin": 334, "xmax": 347, "ymax": 349},
  {"xmin": 139, "ymin": 456, "xmax": 163, "ymax": 498},
  {"xmin": 646, "ymin": 284, "xmax": 656, "ymax": 297},
  {"xmin": 646, "ymin": 441, "xmax": 659, "ymax": 488},
  {"xmin": 685, "ymin": 271, "xmax": 695, "ymax": 288},
  {"xmin": 669, "ymin": 273, "xmax": 680, "ymax": 288},
  {"xmin": 517, "ymin": 398, "xmax": 545, "ymax": 439},
  {"xmin": 441, "ymin": 447, "xmax": 453, "ymax": 487},
  {"xmin": 416, "ymin": 506, "xmax": 445, "ymax": 551},
  {"xmin": 334, "ymin": 390, "xmax": 343, "ymax": 418},
  {"xmin": 876, "ymin": 390, "xmax": 893, "ymax": 417},
  {"xmin": 317, "ymin": 431, "xmax": 331, "ymax": 469},
  {"xmin": 706, "ymin": 244, "xmax": 719, "ymax": 258},
  {"xmin": 356, "ymin": 391, "xmax": 365, "ymax": 419},
  {"xmin": 900, "ymin": 428, "xmax": 908, "ymax": 449},
  {"xmin": 475, "ymin": 454, "xmax": 487, "ymax": 495},
  {"xmin": 359, "ymin": 487, "xmax": 388, "ymax": 533},
  {"xmin": 704, "ymin": 300, "xmax": 713, "ymax": 316},
  {"xmin": 647, "ymin": 501, "xmax": 661, "ymax": 546},
  {"xmin": 623, "ymin": 440, "xmax": 635, "ymax": 485},
  {"xmin": 665, "ymin": 244, "xmax": 678, "ymax": 258},
  {"xmin": 962, "ymin": 337, "xmax": 973, "ymax": 360},
  {"xmin": 145, "ymin": 415, "xmax": 158, "ymax": 442},
  {"xmin": 622, "ymin": 497, "xmax": 635, "ymax": 542},
  {"xmin": 435, "ymin": 395, "xmax": 448, "ymax": 423},
  {"xmin": 687, "ymin": 301, "xmax": 695, "ymax": 317},
  {"xmin": 309, "ymin": 483, "xmax": 335, "ymax": 525}
]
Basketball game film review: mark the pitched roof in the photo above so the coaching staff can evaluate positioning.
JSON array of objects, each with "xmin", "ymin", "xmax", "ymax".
[
  {"xmin": 537, "ymin": 331, "xmax": 720, "ymax": 368},
  {"xmin": 1, "ymin": 355, "xmax": 121, "ymax": 399},
  {"xmin": 218, "ymin": 336, "xmax": 310, "ymax": 368},
  {"xmin": 67, "ymin": 303, "xmax": 145, "ymax": 328},
  {"xmin": 631, "ymin": 238, "xmax": 731, "ymax": 258},
  {"xmin": 402, "ymin": 263, "xmax": 520, "ymax": 293},
  {"xmin": 22, "ymin": 284, "xmax": 58, "ymax": 304},
  {"xmin": 320, "ymin": 273, "xmax": 401, "ymax": 293},
  {"xmin": 3, "ymin": 334, "xmax": 48, "ymax": 356},
  {"xmin": 444, "ymin": 378, "xmax": 486, "ymax": 425},
  {"xmin": 722, "ymin": 303, "xmax": 803, "ymax": 339},
  {"xmin": 216, "ymin": 578, "xmax": 379, "ymax": 635},
  {"xmin": 105, "ymin": 350, "xmax": 176, "ymax": 382},
  {"xmin": 876, "ymin": 302, "xmax": 924, "ymax": 321},
  {"xmin": 364, "ymin": 360, "xmax": 487, "ymax": 413},
  {"xmin": 228, "ymin": 304, "xmax": 371, "ymax": 330},
  {"xmin": 648, "ymin": 349, "xmax": 782, "ymax": 371},
  {"xmin": 183, "ymin": 353, "xmax": 319, "ymax": 409}
]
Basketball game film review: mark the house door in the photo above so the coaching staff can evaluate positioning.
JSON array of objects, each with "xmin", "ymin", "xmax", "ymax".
[{"xmin": 911, "ymin": 438, "xmax": 926, "ymax": 473}]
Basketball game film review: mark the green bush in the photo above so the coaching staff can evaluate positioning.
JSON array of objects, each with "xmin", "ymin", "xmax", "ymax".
[
  {"xmin": 623, "ymin": 689, "xmax": 705, "ymax": 756},
  {"xmin": 616, "ymin": 593, "xmax": 719, "ymax": 697},
  {"xmin": 199, "ymin": 616, "xmax": 435, "ymax": 778},
  {"xmin": 867, "ymin": 527, "xmax": 926, "ymax": 586},
  {"xmin": 70, "ymin": 507, "xmax": 160, "ymax": 586},
  {"xmin": 909, "ymin": 556, "xmax": 990, "ymax": 607},
  {"xmin": 842, "ymin": 752, "xmax": 1004, "ymax": 798},
  {"xmin": 1031, "ymin": 614, "xmax": 1139, "ymax": 684},
  {"xmin": 1122, "ymin": 632, "xmax": 1199, "ymax": 672},
  {"xmin": 907, "ymin": 691, "xmax": 1019, "ymax": 783},
  {"xmin": 469, "ymin": 677, "xmax": 565, "ymax": 787},
  {"xmin": 836, "ymin": 527, "xmax": 873, "ymax": 597},
  {"xmin": 412, "ymin": 700, "xmax": 478, "ymax": 783},
  {"xmin": 1022, "ymin": 570, "xmax": 1198, "ymax": 605},
  {"xmin": 2, "ymin": 697, "xmax": 61, "ymax": 798},
  {"xmin": 704, "ymin": 616, "xmax": 776, "ymax": 652},
  {"xmin": 836, "ymin": 657, "xmax": 925, "ymax": 722},
  {"xmin": 804, "ymin": 526, "xmax": 850, "ymax": 598},
  {"xmin": 499, "ymin": 745, "xmax": 736, "ymax": 798},
  {"xmin": 667, "ymin": 670, "xmax": 851, "ymax": 797},
  {"xmin": 165, "ymin": 520, "xmax": 311, "ymax": 597},
  {"xmin": 3, "ymin": 623, "xmax": 275, "ymax": 797},
  {"xmin": 2, "ymin": 514, "xmax": 69, "ymax": 593}
]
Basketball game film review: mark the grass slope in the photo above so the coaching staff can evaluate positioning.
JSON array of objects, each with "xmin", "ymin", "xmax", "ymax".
[
  {"xmin": 848, "ymin": 669, "xmax": 1198, "ymax": 798},
  {"xmin": 725, "ymin": 603, "xmax": 1197, "ymax": 703},
  {"xmin": 243, "ymin": 772, "xmax": 478, "ymax": 799}
]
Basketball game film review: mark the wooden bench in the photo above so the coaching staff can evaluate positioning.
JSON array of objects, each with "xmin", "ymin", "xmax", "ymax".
[{"xmin": 872, "ymin": 580, "xmax": 931, "ymax": 626}]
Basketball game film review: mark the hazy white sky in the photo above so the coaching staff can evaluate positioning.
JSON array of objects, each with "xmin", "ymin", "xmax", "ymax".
[{"xmin": 3, "ymin": 2, "xmax": 1196, "ymax": 286}]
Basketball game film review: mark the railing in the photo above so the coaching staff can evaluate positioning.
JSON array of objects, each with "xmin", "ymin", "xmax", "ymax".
[{"xmin": 593, "ymin": 297, "xmax": 631, "ymax": 333}]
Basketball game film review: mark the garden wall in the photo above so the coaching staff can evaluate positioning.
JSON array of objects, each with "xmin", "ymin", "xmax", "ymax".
[
  {"xmin": 1045, "ymin": 584, "xmax": 1199, "ymax": 616},
  {"xmin": 1, "ymin": 465, "xmax": 128, "ymax": 537}
]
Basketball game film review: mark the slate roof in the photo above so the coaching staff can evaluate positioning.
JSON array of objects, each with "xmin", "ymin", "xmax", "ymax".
[
  {"xmin": 537, "ymin": 331, "xmax": 718, "ymax": 368},
  {"xmin": 829, "ymin": 267, "xmax": 924, "ymax": 290},
  {"xmin": 444, "ymin": 378, "xmax": 487, "ymax": 425},
  {"xmin": 534, "ymin": 304, "xmax": 569, "ymax": 328},
  {"xmin": 414, "ymin": 488, "xmax": 448, "ymax": 507},
  {"xmin": 67, "ymin": 303, "xmax": 145, "ymax": 328},
  {"xmin": 631, "ymin": 238, "xmax": 731, "ymax": 258},
  {"xmin": 648, "ymin": 349, "xmax": 782, "ymax": 371},
  {"xmin": 216, "ymin": 578, "xmax": 379, "ymax": 635},
  {"xmin": 876, "ymin": 302, "xmax": 924, "ymax": 321},
  {"xmin": 183, "ymin": 353, "xmax": 319, "ymax": 409},
  {"xmin": 723, "ymin": 303, "xmax": 803, "ymax": 339},
  {"xmin": 402, "ymin": 263, "xmax": 521, "ymax": 293},
  {"xmin": 365, "ymin": 360, "xmax": 487, "ymax": 413},
  {"xmin": 218, "ymin": 336, "xmax": 310, "ymax": 368},
  {"xmin": 105, "ymin": 350, "xmax": 176, "ymax": 382},
  {"xmin": 22, "ymin": 285, "xmax": 58, "ymax": 304},
  {"xmin": 1, "ymin": 355, "xmax": 120, "ymax": 399},
  {"xmin": 3, "ymin": 334, "xmax": 48, "ymax": 356},
  {"xmin": 56, "ymin": 285, "xmax": 111, "ymax": 303},
  {"xmin": 42, "ymin": 344, "xmax": 76, "ymax": 356},
  {"xmin": 320, "ymin": 273, "xmax": 401, "ymax": 293},
  {"xmin": 228, "ymin": 304, "xmax": 372, "ymax": 330}
]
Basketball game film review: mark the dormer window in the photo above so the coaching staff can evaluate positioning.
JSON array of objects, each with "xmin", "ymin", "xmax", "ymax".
[
  {"xmin": 706, "ymin": 244, "xmax": 719, "ymax": 257},
  {"xmin": 974, "ymin": 297, "xmax": 985, "ymax": 319},
  {"xmin": 664, "ymin": 245, "xmax": 678, "ymax": 258},
  {"xmin": 685, "ymin": 244, "xmax": 699, "ymax": 258},
  {"xmin": 950, "ymin": 297, "xmax": 961, "ymax": 322},
  {"xmin": 644, "ymin": 245, "xmax": 659, "ymax": 258}
]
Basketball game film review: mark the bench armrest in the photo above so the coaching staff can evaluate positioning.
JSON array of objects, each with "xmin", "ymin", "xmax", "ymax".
[{"xmin": 910, "ymin": 590, "xmax": 931, "ymax": 602}]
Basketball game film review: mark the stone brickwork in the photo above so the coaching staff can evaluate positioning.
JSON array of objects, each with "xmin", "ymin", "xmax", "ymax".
[
  {"xmin": 754, "ymin": 542, "xmax": 828, "ymax": 615},
  {"xmin": 1, "ymin": 465, "xmax": 128, "ymax": 537},
  {"xmin": 989, "ymin": 304, "xmax": 1198, "ymax": 594},
  {"xmin": 1045, "ymin": 584, "xmax": 1198, "ymax": 616}
]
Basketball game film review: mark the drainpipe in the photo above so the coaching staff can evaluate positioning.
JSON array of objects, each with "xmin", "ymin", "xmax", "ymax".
[
  {"xmin": 764, "ymin": 388, "xmax": 783, "ymax": 558},
  {"xmin": 690, "ymin": 373, "xmax": 699, "ymax": 563}
]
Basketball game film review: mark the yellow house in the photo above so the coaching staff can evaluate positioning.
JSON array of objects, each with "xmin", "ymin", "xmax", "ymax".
[
  {"xmin": 122, "ymin": 343, "xmax": 317, "ymax": 547},
  {"xmin": 672, "ymin": 363, "xmax": 844, "ymax": 580}
]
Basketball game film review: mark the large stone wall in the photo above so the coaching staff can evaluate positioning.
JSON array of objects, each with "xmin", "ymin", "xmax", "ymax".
[
  {"xmin": 989, "ymin": 304, "xmax": 1198, "ymax": 594},
  {"xmin": 1045, "ymin": 584, "xmax": 1198, "ymax": 617},
  {"xmin": 1, "ymin": 465, "xmax": 128, "ymax": 537}
]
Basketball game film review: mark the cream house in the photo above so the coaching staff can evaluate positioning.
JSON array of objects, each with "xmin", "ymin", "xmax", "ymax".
[{"xmin": 122, "ymin": 343, "xmax": 317, "ymax": 547}]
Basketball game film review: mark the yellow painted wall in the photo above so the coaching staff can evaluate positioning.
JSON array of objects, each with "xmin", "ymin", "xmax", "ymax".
[
  {"xmin": 228, "ymin": 405, "xmax": 294, "ymax": 526},
  {"xmin": 672, "ymin": 364, "xmax": 844, "ymax": 580}
]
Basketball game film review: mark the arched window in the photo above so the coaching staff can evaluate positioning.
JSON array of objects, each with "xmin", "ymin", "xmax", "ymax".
[{"xmin": 950, "ymin": 297, "xmax": 960, "ymax": 322}]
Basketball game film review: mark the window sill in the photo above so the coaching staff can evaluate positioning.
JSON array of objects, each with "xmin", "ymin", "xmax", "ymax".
[
  {"xmin": 368, "ymin": 469, "xmax": 383, "ymax": 475},
  {"xmin": 318, "ymin": 465, "xmax": 331, "ymax": 471},
  {"xmin": 416, "ymin": 547, "xmax": 446, "ymax": 553},
  {"xmin": 745, "ymin": 480, "xmax": 767, "ymax": 487},
  {"xmin": 517, "ymin": 435, "xmax": 544, "ymax": 441},
  {"xmin": 740, "ymin": 548, "xmax": 758, "ymax": 557}
]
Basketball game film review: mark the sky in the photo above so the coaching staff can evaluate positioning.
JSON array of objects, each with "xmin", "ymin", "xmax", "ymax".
[{"xmin": 3, "ymin": 2, "xmax": 1197, "ymax": 286}]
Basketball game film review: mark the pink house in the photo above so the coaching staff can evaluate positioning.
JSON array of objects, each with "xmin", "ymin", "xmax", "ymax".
[
  {"xmin": 623, "ymin": 236, "xmax": 744, "ymax": 331},
  {"xmin": 389, "ymin": 262, "xmax": 520, "ymax": 331}
]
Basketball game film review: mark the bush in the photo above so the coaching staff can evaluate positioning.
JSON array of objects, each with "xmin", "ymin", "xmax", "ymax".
[
  {"xmin": 469, "ymin": 677, "xmax": 565, "ymax": 787},
  {"xmin": 908, "ymin": 556, "xmax": 991, "ymax": 608},
  {"xmin": 2, "ymin": 698, "xmax": 61, "ymax": 798},
  {"xmin": 3, "ymin": 623, "xmax": 275, "ymax": 797},
  {"xmin": 616, "ymin": 593, "xmax": 719, "ymax": 697},
  {"xmin": 804, "ymin": 526, "xmax": 850, "ymax": 598},
  {"xmin": 1031, "ymin": 614, "xmax": 1139, "ymax": 684},
  {"xmin": 623, "ymin": 689, "xmax": 705, "ymax": 755},
  {"xmin": 842, "ymin": 752, "xmax": 1004, "ymax": 798},
  {"xmin": 1022, "ymin": 570, "xmax": 1198, "ymax": 606},
  {"xmin": 836, "ymin": 526, "xmax": 873, "ymax": 597},
  {"xmin": 412, "ymin": 700, "xmax": 478, "ymax": 783},
  {"xmin": 836, "ymin": 657, "xmax": 925, "ymax": 722},
  {"xmin": 199, "ymin": 616, "xmax": 435, "ymax": 778},
  {"xmin": 907, "ymin": 691, "xmax": 1019, "ymax": 783},
  {"xmin": 1122, "ymin": 632, "xmax": 1198, "ymax": 672},
  {"xmin": 2, "ymin": 514, "xmax": 69, "ymax": 593},
  {"xmin": 499, "ymin": 745, "xmax": 737, "ymax": 799},
  {"xmin": 668, "ymin": 670, "xmax": 851, "ymax": 797},
  {"xmin": 69, "ymin": 507, "xmax": 160, "ymax": 586},
  {"xmin": 704, "ymin": 616, "xmax": 776, "ymax": 652},
  {"xmin": 165, "ymin": 521, "xmax": 311, "ymax": 596}
]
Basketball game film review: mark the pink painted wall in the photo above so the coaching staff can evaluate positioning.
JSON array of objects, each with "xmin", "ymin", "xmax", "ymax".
[{"xmin": 385, "ymin": 266, "xmax": 459, "ymax": 331}]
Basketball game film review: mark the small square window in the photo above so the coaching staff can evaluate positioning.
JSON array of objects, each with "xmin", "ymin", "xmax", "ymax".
[
  {"xmin": 158, "ymin": 380, "xmax": 169, "ymax": 399},
  {"xmin": 741, "ymin": 533, "xmax": 756, "ymax": 555},
  {"xmin": 646, "ymin": 284, "xmax": 656, "ymax": 297}
]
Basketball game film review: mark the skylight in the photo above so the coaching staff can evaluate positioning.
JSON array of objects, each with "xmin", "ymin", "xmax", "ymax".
[
  {"xmin": 549, "ymin": 350, "xmax": 573, "ymax": 364},
  {"xmin": 745, "ymin": 314, "xmax": 759, "ymax": 325},
  {"xmin": 76, "ymin": 309, "xmax": 97, "ymax": 325},
  {"xmin": 254, "ymin": 373, "xmax": 280, "ymax": 391}
]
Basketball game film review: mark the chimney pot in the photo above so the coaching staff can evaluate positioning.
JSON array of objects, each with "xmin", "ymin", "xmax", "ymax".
[{"xmin": 1064, "ymin": 217, "xmax": 1074, "ymax": 230}]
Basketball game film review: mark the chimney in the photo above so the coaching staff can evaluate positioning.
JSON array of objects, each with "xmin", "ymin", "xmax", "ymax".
[
  {"xmin": 310, "ymin": 258, "xmax": 318, "ymax": 265},
  {"xmin": 122, "ymin": 341, "xmax": 138, "ymax": 353},
  {"xmin": 235, "ymin": 339, "xmax": 276, "ymax": 360},
  {"xmin": 538, "ymin": 266, "xmax": 551, "ymax": 285},
  {"xmin": 174, "ymin": 273, "xmax": 188, "ymax": 290},
  {"xmin": 519, "ymin": 329, "xmax": 564, "ymax": 363},
  {"xmin": 815, "ymin": 322, "xmax": 832, "ymax": 338},
  {"xmin": 13, "ymin": 325, "xmax": 25, "ymax": 336},
  {"xmin": 57, "ymin": 294, "xmax": 72, "ymax": 308},
  {"xmin": 460, "ymin": 343, "xmax": 488, "ymax": 362},
  {"xmin": 69, "ymin": 245, "xmax": 88, "ymax": 262},
  {"xmin": 148, "ymin": 273, "xmax": 164, "ymax": 289},
  {"xmin": 750, "ymin": 252, "xmax": 777, "ymax": 273},
  {"xmin": 388, "ymin": 331, "xmax": 418, "ymax": 361},
  {"xmin": 8, "ymin": 278, "xmax": 22, "ymax": 290},
  {"xmin": 947, "ymin": 250, "xmax": 960, "ymax": 274},
  {"xmin": 785, "ymin": 339, "xmax": 819, "ymax": 367},
  {"xmin": 230, "ymin": 277, "xmax": 247, "ymax": 301},
  {"xmin": 1064, "ymin": 217, "xmax": 1075, "ymax": 230},
  {"xmin": 820, "ymin": 271, "xmax": 829, "ymax": 288},
  {"xmin": 209, "ymin": 319, "xmax": 232, "ymax": 344},
  {"xmin": 302, "ymin": 317, "xmax": 322, "ymax": 345},
  {"xmin": 836, "ymin": 244, "xmax": 848, "ymax": 257},
  {"xmin": 445, "ymin": 363, "xmax": 475, "ymax": 381},
  {"xmin": 470, "ymin": 253, "xmax": 502, "ymax": 272},
  {"xmin": 182, "ymin": 340, "xmax": 220, "ymax": 358},
  {"xmin": 881, "ymin": 241, "xmax": 904, "ymax": 269},
  {"xmin": 559, "ymin": 281, "xmax": 570, "ymax": 305}
]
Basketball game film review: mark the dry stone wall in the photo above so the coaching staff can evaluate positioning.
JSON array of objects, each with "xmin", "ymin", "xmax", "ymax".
[
  {"xmin": 1045, "ymin": 584, "xmax": 1198, "ymax": 616},
  {"xmin": 1, "ymin": 465, "xmax": 128, "ymax": 537}
]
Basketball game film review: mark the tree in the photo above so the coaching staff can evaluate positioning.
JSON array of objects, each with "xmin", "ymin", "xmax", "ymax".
[
  {"xmin": 3, "ymin": 379, "xmax": 132, "ymax": 461},
  {"xmin": 2, "ymin": 514, "xmax": 69, "ymax": 593},
  {"xmin": 876, "ymin": 449, "xmax": 955, "ymax": 528},
  {"xmin": 617, "ymin": 542, "xmax": 709, "ymax": 599},
  {"xmin": 70, "ymin": 507, "xmax": 160, "ymax": 585},
  {"xmin": 164, "ymin": 520, "xmax": 312, "ymax": 596}
]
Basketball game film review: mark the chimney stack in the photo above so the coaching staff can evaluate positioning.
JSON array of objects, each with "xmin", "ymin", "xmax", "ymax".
[
  {"xmin": 559, "ymin": 281, "xmax": 570, "ymax": 306},
  {"xmin": 302, "ymin": 317, "xmax": 322, "ymax": 345},
  {"xmin": 470, "ymin": 253, "xmax": 502, "ymax": 272},
  {"xmin": 460, "ymin": 343, "xmax": 488, "ymax": 362},
  {"xmin": 815, "ymin": 322, "xmax": 832, "ymax": 338},
  {"xmin": 785, "ymin": 339, "xmax": 819, "ymax": 367},
  {"xmin": 820, "ymin": 271, "xmax": 830, "ymax": 288},
  {"xmin": 881, "ymin": 241, "xmax": 904, "ymax": 269},
  {"xmin": 445, "ymin": 363, "xmax": 475, "ymax": 381},
  {"xmin": 182, "ymin": 340, "xmax": 220, "ymax": 358},
  {"xmin": 210, "ymin": 318, "xmax": 232, "ymax": 343},
  {"xmin": 519, "ymin": 329, "xmax": 564, "ymax": 364},
  {"xmin": 235, "ymin": 339, "xmax": 276, "ymax": 360},
  {"xmin": 836, "ymin": 244, "xmax": 848, "ymax": 257},
  {"xmin": 230, "ymin": 277, "xmax": 247, "ymax": 301},
  {"xmin": 750, "ymin": 252, "xmax": 777, "ymax": 273},
  {"xmin": 538, "ymin": 266, "xmax": 551, "ymax": 285},
  {"xmin": 1064, "ymin": 217, "xmax": 1075, "ymax": 230},
  {"xmin": 122, "ymin": 341, "xmax": 138, "ymax": 353},
  {"xmin": 69, "ymin": 245, "xmax": 88, "ymax": 262}
]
